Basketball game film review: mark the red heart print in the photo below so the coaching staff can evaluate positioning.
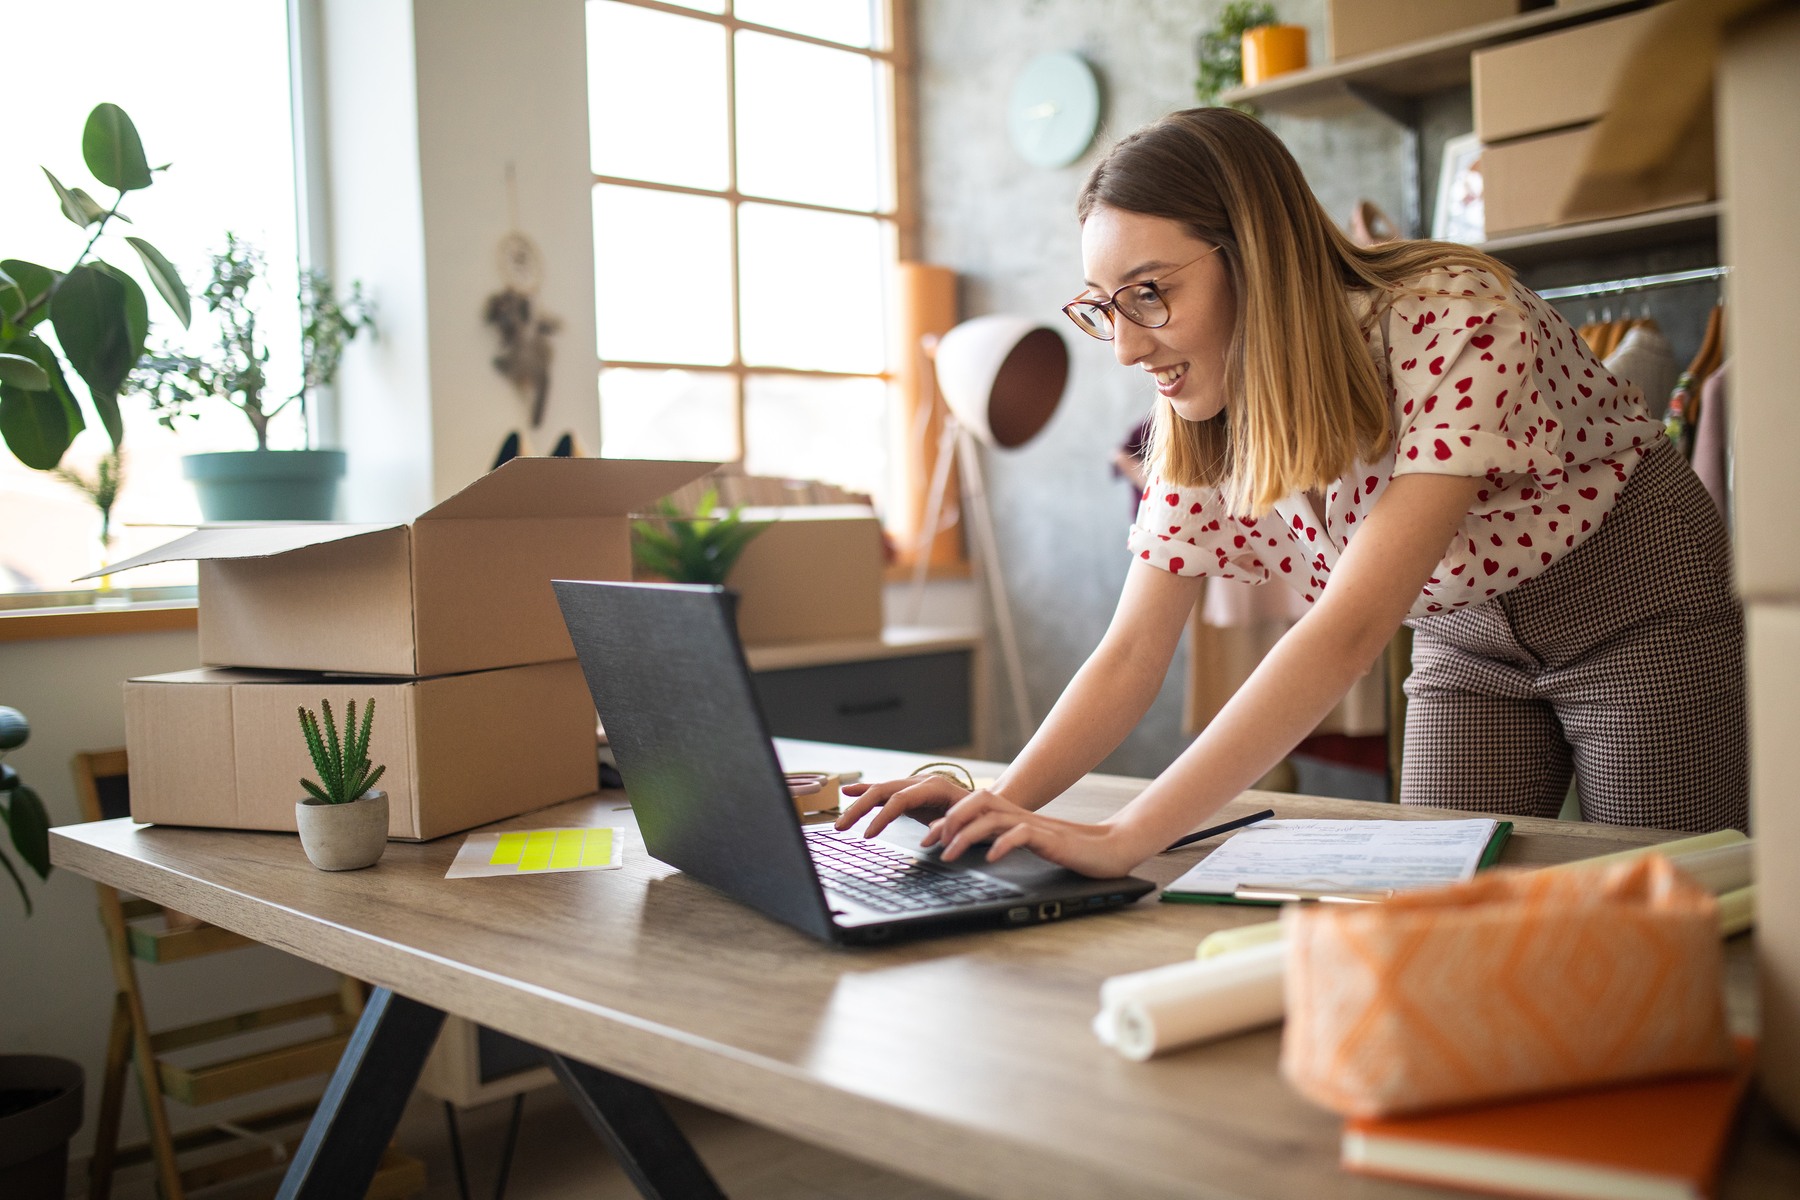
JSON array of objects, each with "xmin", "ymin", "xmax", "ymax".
[
  {"xmin": 1428, "ymin": 356, "xmax": 1444, "ymax": 375},
  {"xmin": 1169, "ymin": 557, "xmax": 1184, "ymax": 571},
  {"xmin": 1434, "ymin": 439, "xmax": 1452, "ymax": 460},
  {"xmin": 1165, "ymin": 493, "xmax": 1180, "ymax": 506},
  {"xmin": 1579, "ymin": 487, "xmax": 1597, "ymax": 500},
  {"xmin": 1483, "ymin": 559, "xmax": 1499, "ymax": 575},
  {"xmin": 1470, "ymin": 334, "xmax": 1494, "ymax": 348}
]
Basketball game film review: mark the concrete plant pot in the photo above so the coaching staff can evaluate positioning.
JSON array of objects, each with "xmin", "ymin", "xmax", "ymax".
[
  {"xmin": 295, "ymin": 790, "xmax": 389, "ymax": 871},
  {"xmin": 183, "ymin": 449, "xmax": 346, "ymax": 521}
]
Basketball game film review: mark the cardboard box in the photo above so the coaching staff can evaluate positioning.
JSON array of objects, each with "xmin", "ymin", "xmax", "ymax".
[
  {"xmin": 635, "ymin": 505, "xmax": 886, "ymax": 645},
  {"xmin": 124, "ymin": 660, "xmax": 597, "ymax": 840},
  {"xmin": 1481, "ymin": 123, "xmax": 1713, "ymax": 236},
  {"xmin": 97, "ymin": 457, "xmax": 713, "ymax": 676},
  {"xmin": 1474, "ymin": 8, "xmax": 1661, "ymax": 144},
  {"xmin": 1328, "ymin": 0, "xmax": 1528, "ymax": 63}
]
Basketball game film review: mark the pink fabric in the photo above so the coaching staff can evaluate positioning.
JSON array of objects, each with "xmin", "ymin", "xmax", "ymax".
[
  {"xmin": 1128, "ymin": 267, "xmax": 1663, "ymax": 617},
  {"xmin": 1692, "ymin": 362, "xmax": 1730, "ymax": 523}
]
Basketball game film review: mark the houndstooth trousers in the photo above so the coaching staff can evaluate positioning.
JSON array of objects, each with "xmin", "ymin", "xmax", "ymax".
[{"xmin": 1401, "ymin": 436, "xmax": 1748, "ymax": 832}]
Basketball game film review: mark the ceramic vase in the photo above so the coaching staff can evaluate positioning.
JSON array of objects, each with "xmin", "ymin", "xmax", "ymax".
[{"xmin": 295, "ymin": 790, "xmax": 389, "ymax": 871}]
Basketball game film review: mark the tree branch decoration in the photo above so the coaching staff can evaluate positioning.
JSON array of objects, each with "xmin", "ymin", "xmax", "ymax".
[{"xmin": 297, "ymin": 697, "xmax": 386, "ymax": 806}]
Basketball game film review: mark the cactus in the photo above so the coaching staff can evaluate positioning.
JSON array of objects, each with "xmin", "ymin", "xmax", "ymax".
[{"xmin": 297, "ymin": 697, "xmax": 386, "ymax": 805}]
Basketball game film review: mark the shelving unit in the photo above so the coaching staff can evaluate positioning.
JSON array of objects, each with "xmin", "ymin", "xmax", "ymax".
[
  {"xmin": 1219, "ymin": 0, "xmax": 1658, "ymax": 121},
  {"xmin": 1477, "ymin": 200, "xmax": 1720, "ymax": 267}
]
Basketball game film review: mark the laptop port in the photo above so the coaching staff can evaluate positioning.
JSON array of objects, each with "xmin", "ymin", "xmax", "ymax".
[
  {"xmin": 1007, "ymin": 906, "xmax": 1033, "ymax": 924},
  {"xmin": 1085, "ymin": 896, "xmax": 1107, "ymax": 909},
  {"xmin": 1037, "ymin": 901, "xmax": 1062, "ymax": 921}
]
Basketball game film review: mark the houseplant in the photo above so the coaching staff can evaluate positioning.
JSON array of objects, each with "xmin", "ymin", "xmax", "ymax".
[
  {"xmin": 294, "ymin": 697, "xmax": 388, "ymax": 871},
  {"xmin": 129, "ymin": 234, "xmax": 374, "ymax": 521},
  {"xmin": 1194, "ymin": 1, "xmax": 1278, "ymax": 109},
  {"xmin": 0, "ymin": 707, "xmax": 84, "ymax": 1200},
  {"xmin": 0, "ymin": 103, "xmax": 190, "ymax": 473},
  {"xmin": 631, "ymin": 489, "xmax": 765, "ymax": 585}
]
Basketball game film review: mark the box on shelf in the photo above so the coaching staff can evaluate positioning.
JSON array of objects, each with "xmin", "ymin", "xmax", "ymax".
[
  {"xmin": 1328, "ymin": 0, "xmax": 1531, "ymax": 63},
  {"xmin": 636, "ymin": 505, "xmax": 886, "ymax": 646},
  {"xmin": 1474, "ymin": 7, "xmax": 1661, "ymax": 144},
  {"xmin": 1481, "ymin": 123, "xmax": 1713, "ymax": 237},
  {"xmin": 124, "ymin": 660, "xmax": 597, "ymax": 840},
  {"xmin": 93, "ymin": 457, "xmax": 714, "ymax": 676}
]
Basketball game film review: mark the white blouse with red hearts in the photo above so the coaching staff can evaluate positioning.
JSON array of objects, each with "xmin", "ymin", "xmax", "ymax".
[{"xmin": 1126, "ymin": 266, "xmax": 1664, "ymax": 618}]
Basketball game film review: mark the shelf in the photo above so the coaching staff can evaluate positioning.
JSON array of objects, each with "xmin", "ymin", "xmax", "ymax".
[
  {"xmin": 1220, "ymin": 0, "xmax": 1658, "ymax": 120},
  {"xmin": 1477, "ymin": 201, "xmax": 1721, "ymax": 267}
]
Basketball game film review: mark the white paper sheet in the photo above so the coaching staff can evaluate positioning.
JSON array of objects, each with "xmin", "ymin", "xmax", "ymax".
[{"xmin": 1166, "ymin": 818, "xmax": 1499, "ymax": 898}]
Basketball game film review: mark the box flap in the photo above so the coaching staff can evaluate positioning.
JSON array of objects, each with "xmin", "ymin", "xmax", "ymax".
[
  {"xmin": 733, "ymin": 504, "xmax": 879, "ymax": 524},
  {"xmin": 131, "ymin": 666, "xmax": 428, "ymax": 686},
  {"xmin": 80, "ymin": 522, "xmax": 401, "ymax": 580},
  {"xmin": 419, "ymin": 457, "xmax": 718, "ymax": 521}
]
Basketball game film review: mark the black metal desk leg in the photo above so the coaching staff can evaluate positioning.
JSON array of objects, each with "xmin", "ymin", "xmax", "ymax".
[
  {"xmin": 549, "ymin": 1054, "xmax": 728, "ymax": 1200},
  {"xmin": 276, "ymin": 987, "xmax": 447, "ymax": 1200}
]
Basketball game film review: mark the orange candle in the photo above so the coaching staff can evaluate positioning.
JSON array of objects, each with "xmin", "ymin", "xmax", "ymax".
[{"xmin": 1241, "ymin": 24, "xmax": 1309, "ymax": 87}]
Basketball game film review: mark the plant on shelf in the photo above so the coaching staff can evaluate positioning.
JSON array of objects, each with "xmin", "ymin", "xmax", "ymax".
[
  {"xmin": 1195, "ymin": 1, "xmax": 1278, "ymax": 109},
  {"xmin": 126, "ymin": 234, "xmax": 375, "ymax": 521},
  {"xmin": 0, "ymin": 706, "xmax": 51, "ymax": 915},
  {"xmin": 631, "ymin": 488, "xmax": 765, "ymax": 585},
  {"xmin": 294, "ymin": 698, "xmax": 389, "ymax": 871},
  {"xmin": 0, "ymin": 103, "xmax": 190, "ymax": 474}
]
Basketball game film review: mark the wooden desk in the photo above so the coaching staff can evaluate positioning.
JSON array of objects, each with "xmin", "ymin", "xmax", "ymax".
[{"xmin": 51, "ymin": 742, "xmax": 1800, "ymax": 1200}]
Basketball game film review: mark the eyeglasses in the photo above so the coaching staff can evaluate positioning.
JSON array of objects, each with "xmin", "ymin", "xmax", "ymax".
[{"xmin": 1061, "ymin": 244, "xmax": 1223, "ymax": 341}]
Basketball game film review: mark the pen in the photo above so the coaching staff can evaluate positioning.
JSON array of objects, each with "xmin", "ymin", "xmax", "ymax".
[
  {"xmin": 1232, "ymin": 885, "xmax": 1393, "ymax": 904},
  {"xmin": 1162, "ymin": 807, "xmax": 1276, "ymax": 853}
]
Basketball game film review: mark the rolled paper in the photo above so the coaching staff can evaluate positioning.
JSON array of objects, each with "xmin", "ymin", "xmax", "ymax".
[
  {"xmin": 1545, "ymin": 828, "xmax": 1745, "ymax": 876},
  {"xmin": 1097, "ymin": 940, "xmax": 1286, "ymax": 1061},
  {"xmin": 1718, "ymin": 884, "xmax": 1755, "ymax": 938},
  {"xmin": 1670, "ymin": 842, "xmax": 1753, "ymax": 896},
  {"xmin": 1196, "ymin": 919, "xmax": 1286, "ymax": 961}
]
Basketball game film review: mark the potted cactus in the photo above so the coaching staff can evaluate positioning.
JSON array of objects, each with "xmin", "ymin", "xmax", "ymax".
[{"xmin": 294, "ymin": 698, "xmax": 388, "ymax": 871}]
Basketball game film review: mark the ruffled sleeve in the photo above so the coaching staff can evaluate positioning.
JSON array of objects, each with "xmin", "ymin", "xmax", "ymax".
[
  {"xmin": 1386, "ymin": 271, "xmax": 1560, "ymax": 484},
  {"xmin": 1126, "ymin": 480, "xmax": 1273, "ymax": 584}
]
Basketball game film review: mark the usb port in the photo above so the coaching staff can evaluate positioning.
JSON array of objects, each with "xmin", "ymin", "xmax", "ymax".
[{"xmin": 1006, "ymin": 906, "xmax": 1032, "ymax": 924}]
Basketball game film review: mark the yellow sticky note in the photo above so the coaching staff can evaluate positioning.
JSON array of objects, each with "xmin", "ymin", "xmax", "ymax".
[
  {"xmin": 551, "ymin": 830, "xmax": 584, "ymax": 869},
  {"xmin": 490, "ymin": 832, "xmax": 528, "ymax": 866},
  {"xmin": 519, "ymin": 830, "xmax": 557, "ymax": 871},
  {"xmin": 580, "ymin": 829, "xmax": 614, "ymax": 867}
]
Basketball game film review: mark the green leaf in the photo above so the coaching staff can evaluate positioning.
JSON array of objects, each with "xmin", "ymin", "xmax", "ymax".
[
  {"xmin": 0, "ymin": 353, "xmax": 49, "ymax": 390},
  {"xmin": 124, "ymin": 237, "xmax": 190, "ymax": 328},
  {"xmin": 83, "ymin": 103, "xmax": 153, "ymax": 191},
  {"xmin": 93, "ymin": 262, "xmax": 149, "ymax": 369},
  {"xmin": 4, "ymin": 784, "xmax": 52, "ymax": 879},
  {"xmin": 0, "ymin": 260, "xmax": 57, "ymax": 333},
  {"xmin": 0, "ymin": 333, "xmax": 82, "ymax": 469},
  {"xmin": 44, "ymin": 168, "xmax": 108, "ymax": 228},
  {"xmin": 50, "ymin": 265, "xmax": 133, "ymax": 447}
]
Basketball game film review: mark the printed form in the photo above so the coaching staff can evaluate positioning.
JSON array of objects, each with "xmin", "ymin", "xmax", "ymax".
[{"xmin": 1167, "ymin": 819, "xmax": 1501, "ymax": 897}]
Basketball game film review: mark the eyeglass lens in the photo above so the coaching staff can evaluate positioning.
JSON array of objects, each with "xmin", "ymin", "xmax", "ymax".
[{"xmin": 1067, "ymin": 283, "xmax": 1170, "ymax": 340}]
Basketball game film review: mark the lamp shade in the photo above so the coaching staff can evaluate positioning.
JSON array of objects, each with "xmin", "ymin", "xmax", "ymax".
[{"xmin": 931, "ymin": 315, "xmax": 1069, "ymax": 449}]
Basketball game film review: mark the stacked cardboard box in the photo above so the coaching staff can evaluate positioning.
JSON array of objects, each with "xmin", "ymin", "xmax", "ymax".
[
  {"xmin": 1474, "ymin": 6, "xmax": 1711, "ymax": 236},
  {"xmin": 106, "ymin": 457, "xmax": 712, "ymax": 840}
]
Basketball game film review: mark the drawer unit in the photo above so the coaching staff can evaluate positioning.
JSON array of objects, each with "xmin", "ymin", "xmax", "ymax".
[{"xmin": 752, "ymin": 650, "xmax": 972, "ymax": 752}]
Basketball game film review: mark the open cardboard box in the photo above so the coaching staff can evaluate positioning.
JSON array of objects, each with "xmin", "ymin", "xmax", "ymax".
[
  {"xmin": 124, "ymin": 660, "xmax": 597, "ymax": 839},
  {"xmin": 93, "ymin": 457, "xmax": 714, "ymax": 676}
]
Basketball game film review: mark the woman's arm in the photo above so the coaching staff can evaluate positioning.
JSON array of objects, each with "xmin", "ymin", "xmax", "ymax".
[
  {"xmin": 929, "ymin": 471, "xmax": 1485, "ymax": 876},
  {"xmin": 837, "ymin": 562, "xmax": 1203, "ymax": 837}
]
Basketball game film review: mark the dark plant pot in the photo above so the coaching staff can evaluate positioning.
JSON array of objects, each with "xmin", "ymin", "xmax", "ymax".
[
  {"xmin": 182, "ymin": 450, "xmax": 347, "ymax": 521},
  {"xmin": 0, "ymin": 1056, "xmax": 84, "ymax": 1200}
]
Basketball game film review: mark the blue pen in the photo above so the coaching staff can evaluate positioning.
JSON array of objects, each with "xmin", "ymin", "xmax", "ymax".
[{"xmin": 1162, "ymin": 807, "xmax": 1276, "ymax": 853}]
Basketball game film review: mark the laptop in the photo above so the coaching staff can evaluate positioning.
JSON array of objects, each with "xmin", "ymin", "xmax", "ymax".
[{"xmin": 551, "ymin": 579, "xmax": 1155, "ymax": 944}]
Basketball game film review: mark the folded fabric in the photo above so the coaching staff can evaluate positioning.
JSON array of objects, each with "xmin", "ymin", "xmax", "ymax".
[{"xmin": 1280, "ymin": 856, "xmax": 1734, "ymax": 1117}]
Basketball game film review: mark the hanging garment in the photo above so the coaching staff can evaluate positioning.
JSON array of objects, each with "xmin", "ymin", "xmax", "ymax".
[
  {"xmin": 1692, "ymin": 361, "xmax": 1731, "ymax": 522},
  {"xmin": 1605, "ymin": 319, "xmax": 1680, "ymax": 422},
  {"xmin": 1686, "ymin": 304, "xmax": 1726, "ymax": 392}
]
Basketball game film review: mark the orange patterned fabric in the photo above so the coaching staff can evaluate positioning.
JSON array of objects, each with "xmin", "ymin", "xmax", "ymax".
[{"xmin": 1280, "ymin": 855, "xmax": 1734, "ymax": 1117}]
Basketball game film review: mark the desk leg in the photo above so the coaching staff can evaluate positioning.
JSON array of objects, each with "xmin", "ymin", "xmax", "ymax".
[
  {"xmin": 549, "ymin": 1054, "xmax": 728, "ymax": 1200},
  {"xmin": 276, "ymin": 987, "xmax": 447, "ymax": 1200}
]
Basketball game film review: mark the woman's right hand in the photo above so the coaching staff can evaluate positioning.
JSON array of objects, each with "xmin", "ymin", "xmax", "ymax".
[{"xmin": 834, "ymin": 774, "xmax": 972, "ymax": 840}]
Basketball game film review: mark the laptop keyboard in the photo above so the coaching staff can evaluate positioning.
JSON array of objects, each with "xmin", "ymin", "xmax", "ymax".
[{"xmin": 805, "ymin": 830, "xmax": 1025, "ymax": 914}]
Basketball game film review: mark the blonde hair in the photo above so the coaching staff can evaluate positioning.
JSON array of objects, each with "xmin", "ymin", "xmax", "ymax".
[{"xmin": 1078, "ymin": 108, "xmax": 1517, "ymax": 515}]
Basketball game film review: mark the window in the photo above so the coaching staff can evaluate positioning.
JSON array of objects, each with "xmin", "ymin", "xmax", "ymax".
[
  {"xmin": 0, "ymin": 0, "xmax": 301, "ymax": 599},
  {"xmin": 586, "ymin": 0, "xmax": 906, "ymax": 517}
]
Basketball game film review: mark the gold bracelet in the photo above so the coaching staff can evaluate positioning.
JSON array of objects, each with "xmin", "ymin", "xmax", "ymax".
[{"xmin": 909, "ymin": 761, "xmax": 975, "ymax": 791}]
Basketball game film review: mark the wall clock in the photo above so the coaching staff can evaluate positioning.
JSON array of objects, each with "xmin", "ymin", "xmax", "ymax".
[{"xmin": 1007, "ymin": 51, "xmax": 1102, "ymax": 168}]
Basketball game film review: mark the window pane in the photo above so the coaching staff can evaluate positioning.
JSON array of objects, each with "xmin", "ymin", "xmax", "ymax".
[
  {"xmin": 744, "ymin": 374, "xmax": 892, "ymax": 514},
  {"xmin": 739, "ymin": 204, "xmax": 888, "ymax": 373},
  {"xmin": 601, "ymin": 368, "xmax": 738, "ymax": 462},
  {"xmin": 735, "ymin": 32, "xmax": 884, "ymax": 211},
  {"xmin": 587, "ymin": 1, "xmax": 728, "ymax": 188},
  {"xmin": 594, "ymin": 185, "xmax": 734, "ymax": 365},
  {"xmin": 735, "ymin": 0, "xmax": 878, "ymax": 49}
]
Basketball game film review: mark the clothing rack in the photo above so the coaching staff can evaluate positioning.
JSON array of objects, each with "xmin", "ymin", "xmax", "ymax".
[{"xmin": 1536, "ymin": 265, "xmax": 1729, "ymax": 302}]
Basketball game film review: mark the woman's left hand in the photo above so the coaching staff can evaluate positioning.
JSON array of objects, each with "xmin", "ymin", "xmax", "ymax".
[{"xmin": 926, "ymin": 789, "xmax": 1145, "ymax": 879}]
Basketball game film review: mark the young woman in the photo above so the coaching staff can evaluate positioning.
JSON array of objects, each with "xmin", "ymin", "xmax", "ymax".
[{"xmin": 836, "ymin": 108, "xmax": 1746, "ymax": 876}]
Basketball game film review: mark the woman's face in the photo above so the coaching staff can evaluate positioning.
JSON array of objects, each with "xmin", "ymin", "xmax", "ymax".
[{"xmin": 1078, "ymin": 204, "xmax": 1236, "ymax": 423}]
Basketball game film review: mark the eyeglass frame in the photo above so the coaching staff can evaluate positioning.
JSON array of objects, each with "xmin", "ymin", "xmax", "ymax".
[{"xmin": 1060, "ymin": 243, "xmax": 1225, "ymax": 341}]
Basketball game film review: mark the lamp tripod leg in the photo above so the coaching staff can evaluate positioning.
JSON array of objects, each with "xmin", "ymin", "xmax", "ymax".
[
  {"xmin": 908, "ymin": 419, "xmax": 961, "ymax": 624},
  {"xmin": 957, "ymin": 428, "xmax": 1034, "ymax": 746}
]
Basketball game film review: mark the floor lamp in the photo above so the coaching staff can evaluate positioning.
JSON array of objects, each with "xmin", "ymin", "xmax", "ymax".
[{"xmin": 911, "ymin": 315, "xmax": 1069, "ymax": 746}]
